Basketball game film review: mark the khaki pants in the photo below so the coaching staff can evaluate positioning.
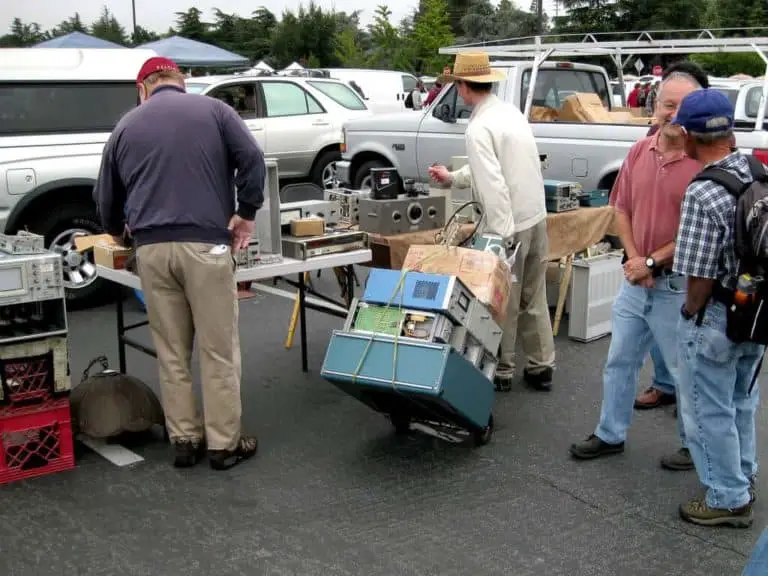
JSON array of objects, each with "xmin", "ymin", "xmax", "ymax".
[
  {"xmin": 497, "ymin": 219, "xmax": 555, "ymax": 378},
  {"xmin": 136, "ymin": 242, "xmax": 241, "ymax": 451}
]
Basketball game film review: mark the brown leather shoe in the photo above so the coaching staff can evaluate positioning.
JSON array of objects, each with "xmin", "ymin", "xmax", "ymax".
[{"xmin": 634, "ymin": 387, "xmax": 676, "ymax": 410}]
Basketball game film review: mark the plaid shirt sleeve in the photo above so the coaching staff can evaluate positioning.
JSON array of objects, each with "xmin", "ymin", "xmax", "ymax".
[{"xmin": 673, "ymin": 183, "xmax": 723, "ymax": 279}]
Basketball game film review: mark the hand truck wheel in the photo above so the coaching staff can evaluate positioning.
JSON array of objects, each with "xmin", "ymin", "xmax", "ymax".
[
  {"xmin": 389, "ymin": 412, "xmax": 411, "ymax": 435},
  {"xmin": 472, "ymin": 413, "xmax": 494, "ymax": 446}
]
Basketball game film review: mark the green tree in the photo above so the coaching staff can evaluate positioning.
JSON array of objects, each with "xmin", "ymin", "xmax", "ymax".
[
  {"xmin": 50, "ymin": 13, "xmax": 87, "ymax": 37},
  {"xmin": 270, "ymin": 2, "xmax": 339, "ymax": 68},
  {"xmin": 553, "ymin": 0, "xmax": 618, "ymax": 34},
  {"xmin": 90, "ymin": 6, "xmax": 127, "ymax": 45},
  {"xmin": 409, "ymin": 0, "xmax": 454, "ymax": 74},
  {"xmin": 334, "ymin": 27, "xmax": 368, "ymax": 67},
  {"xmin": 131, "ymin": 25, "xmax": 160, "ymax": 46},
  {"xmin": 461, "ymin": 0, "xmax": 498, "ymax": 44},
  {"xmin": 367, "ymin": 5, "xmax": 407, "ymax": 69},
  {"xmin": 174, "ymin": 8, "xmax": 209, "ymax": 42},
  {"xmin": 0, "ymin": 17, "xmax": 45, "ymax": 46}
]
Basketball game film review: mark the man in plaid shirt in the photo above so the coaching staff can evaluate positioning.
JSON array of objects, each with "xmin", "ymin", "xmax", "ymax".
[{"xmin": 672, "ymin": 89, "xmax": 764, "ymax": 528}]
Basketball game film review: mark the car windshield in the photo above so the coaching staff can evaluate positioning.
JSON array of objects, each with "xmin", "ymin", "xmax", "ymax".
[
  {"xmin": 712, "ymin": 87, "xmax": 739, "ymax": 108},
  {"xmin": 185, "ymin": 83, "xmax": 208, "ymax": 94},
  {"xmin": 307, "ymin": 81, "xmax": 367, "ymax": 110}
]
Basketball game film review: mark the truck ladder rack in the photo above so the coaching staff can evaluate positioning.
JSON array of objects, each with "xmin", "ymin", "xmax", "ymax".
[{"xmin": 439, "ymin": 28, "xmax": 768, "ymax": 129}]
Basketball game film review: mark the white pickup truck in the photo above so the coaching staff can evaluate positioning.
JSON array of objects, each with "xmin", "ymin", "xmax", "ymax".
[{"xmin": 336, "ymin": 59, "xmax": 768, "ymax": 193}]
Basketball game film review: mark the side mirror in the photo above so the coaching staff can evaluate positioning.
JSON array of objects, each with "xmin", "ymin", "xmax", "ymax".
[{"xmin": 437, "ymin": 104, "xmax": 456, "ymax": 123}]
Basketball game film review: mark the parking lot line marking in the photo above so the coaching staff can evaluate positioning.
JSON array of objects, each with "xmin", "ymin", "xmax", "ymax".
[{"xmin": 78, "ymin": 435, "xmax": 145, "ymax": 467}]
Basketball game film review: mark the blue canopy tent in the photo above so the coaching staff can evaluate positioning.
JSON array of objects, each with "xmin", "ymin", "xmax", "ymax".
[
  {"xmin": 135, "ymin": 36, "xmax": 249, "ymax": 68},
  {"xmin": 34, "ymin": 31, "xmax": 126, "ymax": 49}
]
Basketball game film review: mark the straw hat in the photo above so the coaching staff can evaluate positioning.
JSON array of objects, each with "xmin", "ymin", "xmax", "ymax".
[{"xmin": 444, "ymin": 53, "xmax": 505, "ymax": 83}]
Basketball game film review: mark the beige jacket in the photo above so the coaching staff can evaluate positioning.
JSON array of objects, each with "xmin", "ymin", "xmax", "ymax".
[{"xmin": 450, "ymin": 94, "xmax": 547, "ymax": 238}]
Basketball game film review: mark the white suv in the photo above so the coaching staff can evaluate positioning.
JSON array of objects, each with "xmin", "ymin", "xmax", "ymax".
[
  {"xmin": 185, "ymin": 75, "xmax": 373, "ymax": 188},
  {"xmin": 0, "ymin": 47, "xmax": 158, "ymax": 307}
]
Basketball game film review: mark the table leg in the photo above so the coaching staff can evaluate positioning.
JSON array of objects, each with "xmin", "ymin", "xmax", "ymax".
[
  {"xmin": 345, "ymin": 265, "xmax": 355, "ymax": 307},
  {"xmin": 116, "ymin": 289, "xmax": 127, "ymax": 373},
  {"xmin": 553, "ymin": 255, "xmax": 574, "ymax": 337},
  {"xmin": 298, "ymin": 273, "xmax": 308, "ymax": 373}
]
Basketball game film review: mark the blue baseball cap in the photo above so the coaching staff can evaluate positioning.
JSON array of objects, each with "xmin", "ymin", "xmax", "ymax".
[{"xmin": 671, "ymin": 89, "xmax": 734, "ymax": 134}]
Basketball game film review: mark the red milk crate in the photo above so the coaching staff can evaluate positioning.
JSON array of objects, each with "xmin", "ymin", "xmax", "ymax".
[
  {"xmin": 0, "ymin": 337, "xmax": 71, "ymax": 408},
  {"xmin": 0, "ymin": 398, "xmax": 75, "ymax": 485}
]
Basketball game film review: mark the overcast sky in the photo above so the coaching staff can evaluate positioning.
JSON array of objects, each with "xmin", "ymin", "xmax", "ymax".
[
  {"xmin": 2, "ymin": 0, "xmax": 560, "ymax": 35},
  {"xmin": 1, "ymin": 0, "xmax": 415, "ymax": 33}
]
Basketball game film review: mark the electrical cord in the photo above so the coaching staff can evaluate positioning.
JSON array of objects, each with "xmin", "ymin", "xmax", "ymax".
[{"xmin": 434, "ymin": 200, "xmax": 484, "ymax": 247}]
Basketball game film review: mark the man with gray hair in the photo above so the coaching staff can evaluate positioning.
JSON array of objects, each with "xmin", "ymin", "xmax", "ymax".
[
  {"xmin": 673, "ymin": 89, "xmax": 764, "ymax": 527},
  {"xmin": 570, "ymin": 72, "xmax": 703, "ymax": 465}
]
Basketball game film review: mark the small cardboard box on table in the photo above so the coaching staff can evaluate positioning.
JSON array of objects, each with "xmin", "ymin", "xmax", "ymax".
[{"xmin": 402, "ymin": 245, "xmax": 512, "ymax": 326}]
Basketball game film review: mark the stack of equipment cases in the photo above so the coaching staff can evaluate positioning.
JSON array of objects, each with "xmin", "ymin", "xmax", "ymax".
[
  {"xmin": 543, "ymin": 179, "xmax": 581, "ymax": 213},
  {"xmin": 320, "ymin": 267, "xmax": 501, "ymax": 445},
  {"xmin": 578, "ymin": 189, "xmax": 610, "ymax": 207},
  {"xmin": 0, "ymin": 232, "xmax": 75, "ymax": 485}
]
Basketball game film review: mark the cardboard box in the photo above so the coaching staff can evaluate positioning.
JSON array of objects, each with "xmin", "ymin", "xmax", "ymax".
[
  {"xmin": 531, "ymin": 105, "xmax": 559, "ymax": 122},
  {"xmin": 402, "ymin": 245, "xmax": 512, "ymax": 326},
  {"xmin": 559, "ymin": 93, "xmax": 612, "ymax": 123},
  {"xmin": 290, "ymin": 217, "xmax": 325, "ymax": 237},
  {"xmin": 74, "ymin": 234, "xmax": 133, "ymax": 269}
]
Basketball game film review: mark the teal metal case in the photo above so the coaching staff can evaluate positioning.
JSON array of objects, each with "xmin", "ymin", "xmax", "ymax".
[{"xmin": 321, "ymin": 330, "xmax": 495, "ymax": 431}]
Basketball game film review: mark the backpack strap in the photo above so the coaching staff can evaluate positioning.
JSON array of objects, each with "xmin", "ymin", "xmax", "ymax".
[
  {"xmin": 745, "ymin": 154, "xmax": 768, "ymax": 180},
  {"xmin": 691, "ymin": 167, "xmax": 749, "ymax": 199}
]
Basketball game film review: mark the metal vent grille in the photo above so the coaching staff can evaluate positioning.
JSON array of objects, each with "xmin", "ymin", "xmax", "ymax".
[{"xmin": 412, "ymin": 280, "xmax": 440, "ymax": 301}]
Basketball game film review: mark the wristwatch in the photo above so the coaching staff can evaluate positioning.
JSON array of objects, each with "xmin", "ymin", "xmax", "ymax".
[{"xmin": 646, "ymin": 256, "xmax": 657, "ymax": 270}]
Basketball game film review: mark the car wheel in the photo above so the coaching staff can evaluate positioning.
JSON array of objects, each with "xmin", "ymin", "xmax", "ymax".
[
  {"xmin": 30, "ymin": 203, "xmax": 115, "ymax": 309},
  {"xmin": 312, "ymin": 150, "xmax": 342, "ymax": 189},
  {"xmin": 353, "ymin": 159, "xmax": 390, "ymax": 191}
]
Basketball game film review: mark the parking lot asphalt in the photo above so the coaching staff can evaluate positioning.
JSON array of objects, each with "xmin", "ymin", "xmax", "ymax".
[{"xmin": 0, "ymin": 270, "xmax": 764, "ymax": 576}]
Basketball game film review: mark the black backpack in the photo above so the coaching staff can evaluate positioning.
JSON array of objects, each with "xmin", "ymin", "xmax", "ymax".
[
  {"xmin": 691, "ymin": 155, "xmax": 768, "ymax": 276},
  {"xmin": 404, "ymin": 91, "xmax": 414, "ymax": 109},
  {"xmin": 691, "ymin": 155, "xmax": 768, "ymax": 349}
]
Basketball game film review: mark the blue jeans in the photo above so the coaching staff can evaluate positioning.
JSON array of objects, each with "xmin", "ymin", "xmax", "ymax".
[
  {"xmin": 743, "ymin": 527, "xmax": 768, "ymax": 575},
  {"xmin": 650, "ymin": 343, "xmax": 675, "ymax": 395},
  {"xmin": 678, "ymin": 302, "xmax": 764, "ymax": 510},
  {"xmin": 595, "ymin": 275, "xmax": 687, "ymax": 445}
]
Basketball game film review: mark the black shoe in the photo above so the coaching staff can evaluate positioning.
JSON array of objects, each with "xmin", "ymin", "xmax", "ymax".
[
  {"xmin": 570, "ymin": 434, "xmax": 624, "ymax": 460},
  {"xmin": 523, "ymin": 367, "xmax": 553, "ymax": 391},
  {"xmin": 750, "ymin": 475, "xmax": 757, "ymax": 503},
  {"xmin": 173, "ymin": 439, "xmax": 206, "ymax": 468},
  {"xmin": 494, "ymin": 375, "xmax": 513, "ymax": 392},
  {"xmin": 209, "ymin": 435, "xmax": 259, "ymax": 471}
]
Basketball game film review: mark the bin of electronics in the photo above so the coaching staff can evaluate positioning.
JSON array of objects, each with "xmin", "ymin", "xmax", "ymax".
[
  {"xmin": 544, "ymin": 179, "xmax": 582, "ymax": 213},
  {"xmin": 321, "ymin": 267, "xmax": 499, "ymax": 446},
  {"xmin": 351, "ymin": 166, "xmax": 448, "ymax": 236},
  {"xmin": 320, "ymin": 192, "xmax": 509, "ymax": 446},
  {"xmin": 0, "ymin": 231, "xmax": 75, "ymax": 484}
]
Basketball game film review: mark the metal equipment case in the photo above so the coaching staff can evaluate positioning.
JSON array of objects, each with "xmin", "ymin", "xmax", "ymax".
[
  {"xmin": 0, "ymin": 251, "xmax": 68, "ymax": 346},
  {"xmin": 254, "ymin": 160, "xmax": 282, "ymax": 258},
  {"xmin": 362, "ymin": 268, "xmax": 473, "ymax": 326},
  {"xmin": 358, "ymin": 196, "xmax": 447, "ymax": 235},
  {"xmin": 321, "ymin": 330, "xmax": 494, "ymax": 444}
]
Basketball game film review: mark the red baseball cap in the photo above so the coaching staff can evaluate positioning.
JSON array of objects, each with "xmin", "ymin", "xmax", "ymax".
[{"xmin": 136, "ymin": 56, "xmax": 180, "ymax": 85}]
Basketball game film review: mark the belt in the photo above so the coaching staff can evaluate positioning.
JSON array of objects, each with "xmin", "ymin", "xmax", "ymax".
[{"xmin": 652, "ymin": 267, "xmax": 675, "ymax": 278}]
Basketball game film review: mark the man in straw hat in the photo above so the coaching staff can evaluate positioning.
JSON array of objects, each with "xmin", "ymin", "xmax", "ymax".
[{"xmin": 429, "ymin": 52, "xmax": 555, "ymax": 392}]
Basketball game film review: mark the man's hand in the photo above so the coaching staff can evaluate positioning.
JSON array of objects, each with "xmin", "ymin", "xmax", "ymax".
[
  {"xmin": 228, "ymin": 215, "xmax": 255, "ymax": 252},
  {"xmin": 638, "ymin": 275, "xmax": 655, "ymax": 288},
  {"xmin": 624, "ymin": 256, "xmax": 651, "ymax": 284},
  {"xmin": 428, "ymin": 164, "xmax": 452, "ymax": 185}
]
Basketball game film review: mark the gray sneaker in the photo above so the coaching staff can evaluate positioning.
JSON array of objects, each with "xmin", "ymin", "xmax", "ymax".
[{"xmin": 661, "ymin": 448, "xmax": 694, "ymax": 471}]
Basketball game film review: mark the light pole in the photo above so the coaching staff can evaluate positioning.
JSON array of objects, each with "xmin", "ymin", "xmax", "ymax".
[{"xmin": 131, "ymin": 0, "xmax": 137, "ymax": 39}]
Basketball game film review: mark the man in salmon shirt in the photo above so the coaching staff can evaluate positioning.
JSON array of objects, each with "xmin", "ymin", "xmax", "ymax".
[{"xmin": 570, "ymin": 72, "xmax": 703, "ymax": 469}]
